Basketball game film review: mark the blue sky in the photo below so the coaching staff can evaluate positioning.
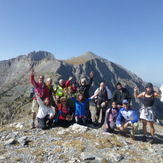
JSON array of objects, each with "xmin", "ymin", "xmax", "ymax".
[{"xmin": 0, "ymin": 0, "xmax": 163, "ymax": 86}]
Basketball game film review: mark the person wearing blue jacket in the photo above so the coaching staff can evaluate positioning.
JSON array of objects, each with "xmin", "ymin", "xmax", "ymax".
[
  {"xmin": 117, "ymin": 99, "xmax": 139, "ymax": 139},
  {"xmin": 71, "ymin": 92, "xmax": 98, "ymax": 126}
]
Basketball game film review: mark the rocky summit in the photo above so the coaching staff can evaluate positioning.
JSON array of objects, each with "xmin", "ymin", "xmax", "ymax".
[{"xmin": 0, "ymin": 117, "xmax": 163, "ymax": 163}]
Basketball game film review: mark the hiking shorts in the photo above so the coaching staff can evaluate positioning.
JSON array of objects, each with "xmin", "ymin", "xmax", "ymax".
[
  {"xmin": 140, "ymin": 107, "xmax": 154, "ymax": 122},
  {"xmin": 31, "ymin": 99, "xmax": 38, "ymax": 113}
]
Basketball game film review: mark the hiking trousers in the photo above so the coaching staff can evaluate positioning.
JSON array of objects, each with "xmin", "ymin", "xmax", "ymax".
[
  {"xmin": 130, "ymin": 122, "xmax": 139, "ymax": 136},
  {"xmin": 37, "ymin": 115, "xmax": 53, "ymax": 130},
  {"xmin": 95, "ymin": 104, "xmax": 107, "ymax": 124}
]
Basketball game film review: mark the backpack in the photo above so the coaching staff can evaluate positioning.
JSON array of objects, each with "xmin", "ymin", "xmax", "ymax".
[{"xmin": 29, "ymin": 87, "xmax": 35, "ymax": 98}]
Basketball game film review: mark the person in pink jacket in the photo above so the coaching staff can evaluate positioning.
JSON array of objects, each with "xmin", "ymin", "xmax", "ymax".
[{"xmin": 30, "ymin": 69, "xmax": 49, "ymax": 128}]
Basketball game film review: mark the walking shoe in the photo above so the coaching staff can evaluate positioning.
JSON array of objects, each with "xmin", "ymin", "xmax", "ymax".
[
  {"xmin": 130, "ymin": 134, "xmax": 135, "ymax": 140},
  {"xmin": 149, "ymin": 137, "xmax": 154, "ymax": 144},
  {"xmin": 93, "ymin": 121, "xmax": 99, "ymax": 127},
  {"xmin": 31, "ymin": 122, "xmax": 35, "ymax": 129},
  {"xmin": 142, "ymin": 136, "xmax": 147, "ymax": 142}
]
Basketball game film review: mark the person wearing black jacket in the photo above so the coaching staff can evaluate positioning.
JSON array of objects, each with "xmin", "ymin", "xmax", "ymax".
[
  {"xmin": 79, "ymin": 71, "xmax": 94, "ymax": 123},
  {"xmin": 112, "ymin": 82, "xmax": 131, "ymax": 109}
]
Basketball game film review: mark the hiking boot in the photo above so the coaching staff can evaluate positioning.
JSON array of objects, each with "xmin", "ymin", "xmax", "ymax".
[
  {"xmin": 142, "ymin": 136, "xmax": 147, "ymax": 142},
  {"xmin": 130, "ymin": 134, "xmax": 135, "ymax": 140},
  {"xmin": 93, "ymin": 121, "xmax": 99, "ymax": 126},
  {"xmin": 87, "ymin": 118, "xmax": 93, "ymax": 124},
  {"xmin": 149, "ymin": 137, "xmax": 154, "ymax": 144},
  {"xmin": 31, "ymin": 122, "xmax": 35, "ymax": 129}
]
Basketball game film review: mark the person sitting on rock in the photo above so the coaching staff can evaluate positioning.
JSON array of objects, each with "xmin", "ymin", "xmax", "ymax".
[
  {"xmin": 70, "ymin": 92, "xmax": 98, "ymax": 126},
  {"xmin": 103, "ymin": 101, "xmax": 119, "ymax": 133},
  {"xmin": 55, "ymin": 97, "xmax": 74, "ymax": 128},
  {"xmin": 117, "ymin": 99, "xmax": 139, "ymax": 140},
  {"xmin": 35, "ymin": 88, "xmax": 55, "ymax": 130}
]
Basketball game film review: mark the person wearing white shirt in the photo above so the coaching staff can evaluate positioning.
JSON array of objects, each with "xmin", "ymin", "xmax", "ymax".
[{"xmin": 36, "ymin": 90, "xmax": 55, "ymax": 130}]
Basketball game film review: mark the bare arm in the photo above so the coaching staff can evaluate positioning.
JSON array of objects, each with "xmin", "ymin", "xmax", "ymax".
[
  {"xmin": 134, "ymin": 87, "xmax": 145, "ymax": 98},
  {"xmin": 154, "ymin": 92, "xmax": 161, "ymax": 98},
  {"xmin": 90, "ymin": 90, "xmax": 100, "ymax": 99}
]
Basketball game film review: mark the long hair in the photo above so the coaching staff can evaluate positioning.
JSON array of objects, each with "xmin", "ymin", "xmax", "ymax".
[
  {"xmin": 145, "ymin": 82, "xmax": 154, "ymax": 95},
  {"xmin": 43, "ymin": 97, "xmax": 52, "ymax": 107},
  {"xmin": 76, "ymin": 93, "xmax": 85, "ymax": 102}
]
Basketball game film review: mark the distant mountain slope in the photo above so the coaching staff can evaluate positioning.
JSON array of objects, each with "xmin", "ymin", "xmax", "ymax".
[{"xmin": 0, "ymin": 51, "xmax": 162, "ymax": 125}]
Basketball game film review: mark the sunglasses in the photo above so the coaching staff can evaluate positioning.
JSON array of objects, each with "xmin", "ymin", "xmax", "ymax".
[{"xmin": 61, "ymin": 100, "xmax": 66, "ymax": 102}]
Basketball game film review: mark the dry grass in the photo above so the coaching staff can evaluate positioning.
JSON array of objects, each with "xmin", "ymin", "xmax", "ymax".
[
  {"xmin": 53, "ymin": 140, "xmax": 64, "ymax": 146},
  {"xmin": 31, "ymin": 148, "xmax": 46, "ymax": 157},
  {"xmin": 55, "ymin": 148, "xmax": 62, "ymax": 153},
  {"xmin": 0, "ymin": 128, "xmax": 7, "ymax": 131},
  {"xmin": 37, "ymin": 156, "xmax": 44, "ymax": 163},
  {"xmin": 0, "ymin": 149, "xmax": 7, "ymax": 154},
  {"xmin": 65, "ymin": 139, "xmax": 84, "ymax": 152},
  {"xmin": 61, "ymin": 59, "xmax": 89, "ymax": 64},
  {"xmin": 12, "ymin": 157, "xmax": 22, "ymax": 162},
  {"xmin": 59, "ymin": 154, "xmax": 68, "ymax": 160}
]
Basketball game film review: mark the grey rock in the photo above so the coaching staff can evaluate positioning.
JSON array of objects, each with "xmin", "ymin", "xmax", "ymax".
[
  {"xmin": 81, "ymin": 152, "xmax": 96, "ymax": 161},
  {"xmin": 106, "ymin": 152, "xmax": 123, "ymax": 162},
  {"xmin": 4, "ymin": 138, "xmax": 15, "ymax": 146},
  {"xmin": 1, "ymin": 120, "xmax": 163, "ymax": 163},
  {"xmin": 18, "ymin": 136, "xmax": 27, "ymax": 146},
  {"xmin": 16, "ymin": 123, "xmax": 24, "ymax": 129},
  {"xmin": 0, "ymin": 156, "xmax": 6, "ymax": 160},
  {"xmin": 6, "ymin": 133, "xmax": 16, "ymax": 139},
  {"xmin": 71, "ymin": 123, "xmax": 89, "ymax": 132}
]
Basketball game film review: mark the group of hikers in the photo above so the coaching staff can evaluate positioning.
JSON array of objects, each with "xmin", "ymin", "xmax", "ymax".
[{"xmin": 30, "ymin": 69, "xmax": 161, "ymax": 144}]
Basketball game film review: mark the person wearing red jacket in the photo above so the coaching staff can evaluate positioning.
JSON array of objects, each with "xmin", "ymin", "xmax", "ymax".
[{"xmin": 30, "ymin": 69, "xmax": 49, "ymax": 128}]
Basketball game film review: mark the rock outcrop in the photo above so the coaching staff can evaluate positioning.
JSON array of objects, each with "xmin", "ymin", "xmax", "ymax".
[{"xmin": 0, "ymin": 118, "xmax": 163, "ymax": 163}]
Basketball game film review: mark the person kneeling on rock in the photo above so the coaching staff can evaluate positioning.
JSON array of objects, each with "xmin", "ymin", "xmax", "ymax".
[
  {"xmin": 117, "ymin": 99, "xmax": 139, "ymax": 140},
  {"xmin": 103, "ymin": 101, "xmax": 119, "ymax": 133},
  {"xmin": 35, "ymin": 88, "xmax": 55, "ymax": 130}
]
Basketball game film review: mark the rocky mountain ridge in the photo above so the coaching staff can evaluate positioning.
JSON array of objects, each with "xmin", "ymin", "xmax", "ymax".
[{"xmin": 0, "ymin": 51, "xmax": 163, "ymax": 125}]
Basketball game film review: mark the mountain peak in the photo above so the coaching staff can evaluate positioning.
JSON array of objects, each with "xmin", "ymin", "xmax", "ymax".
[
  {"xmin": 78, "ymin": 51, "xmax": 103, "ymax": 60},
  {"xmin": 64, "ymin": 51, "xmax": 103, "ymax": 64},
  {"xmin": 27, "ymin": 51, "xmax": 55, "ymax": 61}
]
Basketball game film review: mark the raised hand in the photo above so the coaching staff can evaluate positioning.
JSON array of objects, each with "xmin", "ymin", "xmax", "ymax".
[
  {"xmin": 134, "ymin": 86, "xmax": 138, "ymax": 92},
  {"xmin": 31, "ymin": 69, "xmax": 35, "ymax": 76},
  {"xmin": 68, "ymin": 76, "xmax": 73, "ymax": 81},
  {"xmin": 90, "ymin": 71, "xmax": 94, "ymax": 78}
]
